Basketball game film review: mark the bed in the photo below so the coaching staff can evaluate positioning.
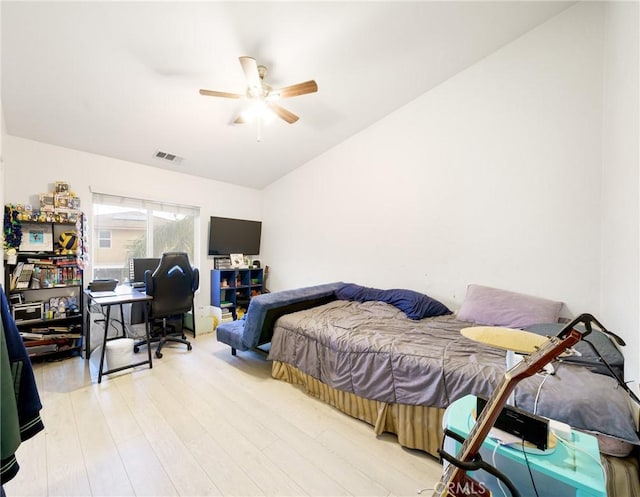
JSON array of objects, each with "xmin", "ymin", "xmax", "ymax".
[{"xmin": 261, "ymin": 283, "xmax": 640, "ymax": 496}]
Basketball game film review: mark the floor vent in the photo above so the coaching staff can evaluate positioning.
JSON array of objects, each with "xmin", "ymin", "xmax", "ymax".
[{"xmin": 154, "ymin": 150, "xmax": 183, "ymax": 165}]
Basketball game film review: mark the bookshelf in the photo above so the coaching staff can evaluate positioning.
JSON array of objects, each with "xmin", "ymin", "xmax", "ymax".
[
  {"xmin": 4, "ymin": 217, "xmax": 85, "ymax": 360},
  {"xmin": 210, "ymin": 267, "xmax": 264, "ymax": 321}
]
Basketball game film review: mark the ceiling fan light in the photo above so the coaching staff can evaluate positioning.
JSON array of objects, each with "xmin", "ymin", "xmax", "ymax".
[
  {"xmin": 240, "ymin": 106, "xmax": 257, "ymax": 123},
  {"xmin": 241, "ymin": 99, "xmax": 276, "ymax": 124}
]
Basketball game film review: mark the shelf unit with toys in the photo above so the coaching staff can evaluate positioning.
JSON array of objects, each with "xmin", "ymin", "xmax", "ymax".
[
  {"xmin": 210, "ymin": 267, "xmax": 264, "ymax": 321},
  {"xmin": 3, "ymin": 182, "xmax": 87, "ymax": 361}
]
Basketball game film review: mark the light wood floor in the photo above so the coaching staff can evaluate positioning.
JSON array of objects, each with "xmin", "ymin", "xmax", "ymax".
[{"xmin": 4, "ymin": 332, "xmax": 443, "ymax": 497}]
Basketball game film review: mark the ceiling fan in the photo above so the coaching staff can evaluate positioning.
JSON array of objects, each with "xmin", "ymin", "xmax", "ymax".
[{"xmin": 199, "ymin": 56, "xmax": 318, "ymax": 125}]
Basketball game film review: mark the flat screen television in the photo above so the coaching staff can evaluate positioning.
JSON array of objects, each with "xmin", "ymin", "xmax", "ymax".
[{"xmin": 208, "ymin": 216, "xmax": 262, "ymax": 256}]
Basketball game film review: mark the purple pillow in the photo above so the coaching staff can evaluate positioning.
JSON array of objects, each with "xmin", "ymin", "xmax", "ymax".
[
  {"xmin": 457, "ymin": 284, "xmax": 562, "ymax": 328},
  {"xmin": 336, "ymin": 284, "xmax": 451, "ymax": 320}
]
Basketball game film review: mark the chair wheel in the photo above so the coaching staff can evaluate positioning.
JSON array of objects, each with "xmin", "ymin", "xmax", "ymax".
[
  {"xmin": 133, "ymin": 346, "xmax": 139, "ymax": 353},
  {"xmin": 187, "ymin": 344, "xmax": 192, "ymax": 351},
  {"xmin": 156, "ymin": 351, "xmax": 163, "ymax": 359}
]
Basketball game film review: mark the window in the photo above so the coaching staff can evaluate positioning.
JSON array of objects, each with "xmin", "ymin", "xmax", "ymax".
[
  {"xmin": 91, "ymin": 192, "xmax": 199, "ymax": 283},
  {"xmin": 98, "ymin": 230, "xmax": 112, "ymax": 249}
]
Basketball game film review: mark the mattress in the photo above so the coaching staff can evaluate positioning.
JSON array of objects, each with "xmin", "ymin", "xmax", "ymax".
[{"xmin": 267, "ymin": 299, "xmax": 640, "ymax": 453}]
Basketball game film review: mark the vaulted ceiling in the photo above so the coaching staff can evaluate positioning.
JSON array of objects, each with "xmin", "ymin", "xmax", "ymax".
[{"xmin": 2, "ymin": 1, "xmax": 573, "ymax": 189}]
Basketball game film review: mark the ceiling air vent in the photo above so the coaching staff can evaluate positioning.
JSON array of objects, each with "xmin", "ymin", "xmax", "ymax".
[{"xmin": 153, "ymin": 150, "xmax": 183, "ymax": 165}]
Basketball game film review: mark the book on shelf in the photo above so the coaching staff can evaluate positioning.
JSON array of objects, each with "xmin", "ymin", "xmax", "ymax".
[
  {"xmin": 26, "ymin": 344, "xmax": 59, "ymax": 356},
  {"xmin": 215, "ymin": 257, "xmax": 232, "ymax": 269},
  {"xmin": 43, "ymin": 333, "xmax": 81, "ymax": 339},
  {"xmin": 24, "ymin": 324, "xmax": 77, "ymax": 335},
  {"xmin": 20, "ymin": 331, "xmax": 44, "ymax": 340},
  {"xmin": 23, "ymin": 337, "xmax": 70, "ymax": 347},
  {"xmin": 30, "ymin": 326, "xmax": 50, "ymax": 333},
  {"xmin": 26, "ymin": 257, "xmax": 52, "ymax": 264},
  {"xmin": 12, "ymin": 262, "xmax": 36, "ymax": 290},
  {"xmin": 23, "ymin": 330, "xmax": 80, "ymax": 340},
  {"xmin": 48, "ymin": 325, "xmax": 73, "ymax": 332}
]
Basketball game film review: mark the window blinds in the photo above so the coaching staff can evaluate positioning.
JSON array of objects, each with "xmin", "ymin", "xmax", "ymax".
[{"xmin": 91, "ymin": 192, "xmax": 199, "ymax": 217}]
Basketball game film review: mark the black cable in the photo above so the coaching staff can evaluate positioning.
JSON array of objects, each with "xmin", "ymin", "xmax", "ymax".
[
  {"xmin": 559, "ymin": 313, "xmax": 639, "ymax": 405},
  {"xmin": 521, "ymin": 439, "xmax": 540, "ymax": 497},
  {"xmin": 582, "ymin": 338, "xmax": 640, "ymax": 405}
]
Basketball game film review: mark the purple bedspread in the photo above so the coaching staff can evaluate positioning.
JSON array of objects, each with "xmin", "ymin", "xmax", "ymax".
[{"xmin": 268, "ymin": 299, "xmax": 639, "ymax": 446}]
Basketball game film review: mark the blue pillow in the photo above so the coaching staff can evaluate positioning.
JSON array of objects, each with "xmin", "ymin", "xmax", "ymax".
[
  {"xmin": 385, "ymin": 288, "xmax": 451, "ymax": 320},
  {"xmin": 336, "ymin": 284, "xmax": 451, "ymax": 320},
  {"xmin": 335, "ymin": 283, "xmax": 378, "ymax": 301}
]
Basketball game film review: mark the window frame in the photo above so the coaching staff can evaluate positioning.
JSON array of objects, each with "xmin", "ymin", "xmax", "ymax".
[
  {"xmin": 91, "ymin": 192, "xmax": 200, "ymax": 283},
  {"xmin": 97, "ymin": 230, "xmax": 112, "ymax": 249}
]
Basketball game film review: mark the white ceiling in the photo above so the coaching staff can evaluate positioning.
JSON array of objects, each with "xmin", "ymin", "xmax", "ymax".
[{"xmin": 2, "ymin": 1, "xmax": 573, "ymax": 189}]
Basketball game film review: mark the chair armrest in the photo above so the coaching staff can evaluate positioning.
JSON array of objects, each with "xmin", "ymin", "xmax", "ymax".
[
  {"xmin": 192, "ymin": 267, "xmax": 200, "ymax": 293},
  {"xmin": 144, "ymin": 269, "xmax": 155, "ymax": 295}
]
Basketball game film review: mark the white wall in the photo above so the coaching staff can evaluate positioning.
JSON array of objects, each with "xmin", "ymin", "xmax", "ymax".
[
  {"xmin": 3, "ymin": 136, "xmax": 263, "ymax": 318},
  {"xmin": 263, "ymin": 1, "xmax": 640, "ymax": 381},
  {"xmin": 263, "ymin": 2, "xmax": 604, "ymax": 312},
  {"xmin": 600, "ymin": 1, "xmax": 640, "ymax": 385}
]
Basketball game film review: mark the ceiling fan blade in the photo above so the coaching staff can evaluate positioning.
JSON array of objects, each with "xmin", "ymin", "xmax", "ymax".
[
  {"xmin": 239, "ymin": 56, "xmax": 261, "ymax": 91},
  {"xmin": 199, "ymin": 89, "xmax": 242, "ymax": 99},
  {"xmin": 273, "ymin": 80, "xmax": 318, "ymax": 99},
  {"xmin": 233, "ymin": 114, "xmax": 247, "ymax": 125},
  {"xmin": 268, "ymin": 103, "xmax": 299, "ymax": 124}
]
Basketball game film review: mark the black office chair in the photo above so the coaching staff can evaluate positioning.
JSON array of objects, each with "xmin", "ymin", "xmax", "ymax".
[{"xmin": 134, "ymin": 252, "xmax": 199, "ymax": 358}]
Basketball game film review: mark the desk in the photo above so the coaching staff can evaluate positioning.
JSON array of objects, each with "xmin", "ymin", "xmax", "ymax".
[
  {"xmin": 443, "ymin": 395, "xmax": 606, "ymax": 497},
  {"xmin": 84, "ymin": 287, "xmax": 153, "ymax": 383}
]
